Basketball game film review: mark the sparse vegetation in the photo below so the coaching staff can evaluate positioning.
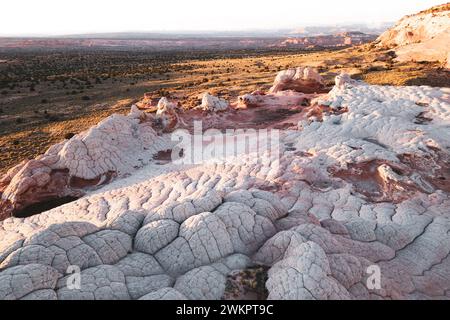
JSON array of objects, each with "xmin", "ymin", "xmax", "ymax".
[{"xmin": 0, "ymin": 44, "xmax": 448, "ymax": 174}]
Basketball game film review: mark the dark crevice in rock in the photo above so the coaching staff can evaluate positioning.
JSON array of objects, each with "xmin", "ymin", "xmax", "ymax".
[{"xmin": 13, "ymin": 196, "xmax": 80, "ymax": 218}]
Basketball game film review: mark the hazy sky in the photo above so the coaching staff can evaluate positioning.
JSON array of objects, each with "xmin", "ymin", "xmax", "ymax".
[{"xmin": 0, "ymin": 0, "xmax": 446, "ymax": 36}]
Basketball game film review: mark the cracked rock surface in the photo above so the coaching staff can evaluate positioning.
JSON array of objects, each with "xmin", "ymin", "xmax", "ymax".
[
  {"xmin": 0, "ymin": 107, "xmax": 171, "ymax": 220},
  {"xmin": 0, "ymin": 70, "xmax": 450, "ymax": 300}
]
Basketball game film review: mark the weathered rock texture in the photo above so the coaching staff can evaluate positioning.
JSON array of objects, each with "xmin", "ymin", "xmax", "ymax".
[
  {"xmin": 197, "ymin": 93, "xmax": 229, "ymax": 112},
  {"xmin": 0, "ymin": 69, "xmax": 450, "ymax": 300},
  {"xmin": 269, "ymin": 67, "xmax": 324, "ymax": 94},
  {"xmin": 155, "ymin": 97, "xmax": 181, "ymax": 132},
  {"xmin": 0, "ymin": 107, "xmax": 170, "ymax": 220},
  {"xmin": 377, "ymin": 3, "xmax": 450, "ymax": 65}
]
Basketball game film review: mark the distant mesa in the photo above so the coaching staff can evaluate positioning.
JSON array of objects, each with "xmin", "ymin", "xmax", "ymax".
[
  {"xmin": 0, "ymin": 24, "xmax": 386, "ymax": 51},
  {"xmin": 278, "ymin": 32, "xmax": 377, "ymax": 48}
]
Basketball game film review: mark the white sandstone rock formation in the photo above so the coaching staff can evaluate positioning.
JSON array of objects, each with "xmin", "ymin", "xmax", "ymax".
[
  {"xmin": 197, "ymin": 93, "xmax": 229, "ymax": 112},
  {"xmin": 0, "ymin": 73, "xmax": 450, "ymax": 300},
  {"xmin": 155, "ymin": 97, "xmax": 180, "ymax": 131},
  {"xmin": 269, "ymin": 67, "xmax": 324, "ymax": 94},
  {"xmin": 376, "ymin": 3, "xmax": 450, "ymax": 64},
  {"xmin": 0, "ymin": 106, "xmax": 170, "ymax": 220},
  {"xmin": 334, "ymin": 72, "xmax": 361, "ymax": 89}
]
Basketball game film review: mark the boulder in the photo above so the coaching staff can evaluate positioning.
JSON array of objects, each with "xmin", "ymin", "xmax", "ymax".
[
  {"xmin": 269, "ymin": 67, "xmax": 324, "ymax": 94},
  {"xmin": 197, "ymin": 93, "xmax": 229, "ymax": 112}
]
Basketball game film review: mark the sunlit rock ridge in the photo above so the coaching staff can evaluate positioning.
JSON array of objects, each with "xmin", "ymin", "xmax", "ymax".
[{"xmin": 376, "ymin": 2, "xmax": 450, "ymax": 67}]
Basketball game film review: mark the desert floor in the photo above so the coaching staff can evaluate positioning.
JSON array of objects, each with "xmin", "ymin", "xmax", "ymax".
[{"xmin": 1, "ymin": 45, "xmax": 449, "ymax": 174}]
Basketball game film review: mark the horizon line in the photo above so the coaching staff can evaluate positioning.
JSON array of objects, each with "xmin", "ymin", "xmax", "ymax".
[{"xmin": 0, "ymin": 22, "xmax": 394, "ymax": 38}]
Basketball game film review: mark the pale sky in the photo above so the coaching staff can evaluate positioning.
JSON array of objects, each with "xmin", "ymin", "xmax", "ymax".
[{"xmin": 0, "ymin": 0, "xmax": 446, "ymax": 36}]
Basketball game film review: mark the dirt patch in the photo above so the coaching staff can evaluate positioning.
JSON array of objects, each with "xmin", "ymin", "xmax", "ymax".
[
  {"xmin": 399, "ymin": 150, "xmax": 450, "ymax": 193},
  {"xmin": 254, "ymin": 108, "xmax": 301, "ymax": 123},
  {"xmin": 330, "ymin": 160, "xmax": 422, "ymax": 203},
  {"xmin": 222, "ymin": 266, "xmax": 269, "ymax": 300},
  {"xmin": 331, "ymin": 149, "xmax": 450, "ymax": 202},
  {"xmin": 331, "ymin": 161, "xmax": 388, "ymax": 201}
]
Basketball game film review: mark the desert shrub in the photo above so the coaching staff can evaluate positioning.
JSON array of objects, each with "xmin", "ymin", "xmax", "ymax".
[
  {"xmin": 44, "ymin": 113, "xmax": 59, "ymax": 121},
  {"xmin": 386, "ymin": 51, "xmax": 397, "ymax": 58},
  {"xmin": 64, "ymin": 132, "xmax": 75, "ymax": 139}
]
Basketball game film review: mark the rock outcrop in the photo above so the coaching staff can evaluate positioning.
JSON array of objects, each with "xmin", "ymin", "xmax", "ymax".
[
  {"xmin": 0, "ymin": 108, "xmax": 170, "ymax": 220},
  {"xmin": 1, "ymin": 70, "xmax": 450, "ymax": 300},
  {"xmin": 135, "ymin": 92, "xmax": 158, "ymax": 110},
  {"xmin": 155, "ymin": 97, "xmax": 180, "ymax": 132},
  {"xmin": 269, "ymin": 67, "xmax": 324, "ymax": 94},
  {"xmin": 376, "ymin": 3, "xmax": 450, "ymax": 65},
  {"xmin": 197, "ymin": 93, "xmax": 229, "ymax": 112},
  {"xmin": 237, "ymin": 90, "xmax": 309, "ymax": 109}
]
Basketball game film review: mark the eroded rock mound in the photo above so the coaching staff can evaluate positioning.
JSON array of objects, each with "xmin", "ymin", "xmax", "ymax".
[
  {"xmin": 0, "ymin": 107, "xmax": 170, "ymax": 220},
  {"xmin": 269, "ymin": 67, "xmax": 324, "ymax": 94},
  {"xmin": 155, "ymin": 97, "xmax": 181, "ymax": 132},
  {"xmin": 376, "ymin": 3, "xmax": 450, "ymax": 65},
  {"xmin": 197, "ymin": 93, "xmax": 229, "ymax": 112},
  {"xmin": 237, "ymin": 90, "xmax": 310, "ymax": 110}
]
